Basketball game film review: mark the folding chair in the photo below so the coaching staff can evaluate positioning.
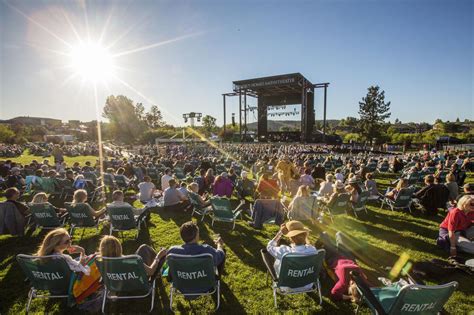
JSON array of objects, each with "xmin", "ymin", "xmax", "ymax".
[
  {"xmin": 114, "ymin": 175, "xmax": 132, "ymax": 191},
  {"xmin": 106, "ymin": 205, "xmax": 145, "ymax": 239},
  {"xmin": 265, "ymin": 251, "xmax": 326, "ymax": 308},
  {"xmin": 55, "ymin": 179, "xmax": 75, "ymax": 200},
  {"xmin": 286, "ymin": 196, "xmax": 318, "ymax": 221},
  {"xmin": 64, "ymin": 202, "xmax": 101, "ymax": 239},
  {"xmin": 102, "ymin": 173, "xmax": 116, "ymax": 192},
  {"xmin": 380, "ymin": 188, "xmax": 414, "ymax": 213},
  {"xmin": 17, "ymin": 254, "xmax": 73, "ymax": 313},
  {"xmin": 351, "ymin": 270, "xmax": 458, "ymax": 315},
  {"xmin": 353, "ymin": 190, "xmax": 370, "ymax": 218},
  {"xmin": 322, "ymin": 193, "xmax": 351, "ymax": 222},
  {"xmin": 96, "ymin": 255, "xmax": 156, "ymax": 313},
  {"xmin": 209, "ymin": 197, "xmax": 245, "ymax": 230},
  {"xmin": 167, "ymin": 253, "xmax": 220, "ymax": 311},
  {"xmin": 29, "ymin": 203, "xmax": 67, "ymax": 231},
  {"xmin": 174, "ymin": 167, "xmax": 186, "ymax": 180},
  {"xmin": 378, "ymin": 164, "xmax": 390, "ymax": 173},
  {"xmin": 188, "ymin": 192, "xmax": 211, "ymax": 221}
]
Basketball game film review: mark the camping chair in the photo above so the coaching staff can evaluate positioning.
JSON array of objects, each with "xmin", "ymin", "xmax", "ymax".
[
  {"xmin": 251, "ymin": 199, "xmax": 286, "ymax": 227},
  {"xmin": 167, "ymin": 253, "xmax": 220, "ymax": 311},
  {"xmin": 102, "ymin": 173, "xmax": 116, "ymax": 192},
  {"xmin": 378, "ymin": 164, "xmax": 390, "ymax": 173},
  {"xmin": 174, "ymin": 167, "xmax": 186, "ymax": 180},
  {"xmin": 406, "ymin": 172, "xmax": 420, "ymax": 187},
  {"xmin": 29, "ymin": 203, "xmax": 67, "ymax": 231},
  {"xmin": 55, "ymin": 179, "xmax": 75, "ymax": 200},
  {"xmin": 350, "ymin": 270, "xmax": 458, "ymax": 315},
  {"xmin": 380, "ymin": 188, "xmax": 414, "ymax": 213},
  {"xmin": 96, "ymin": 255, "xmax": 156, "ymax": 313},
  {"xmin": 106, "ymin": 205, "xmax": 145, "ymax": 239},
  {"xmin": 209, "ymin": 197, "xmax": 245, "ymax": 230},
  {"xmin": 265, "ymin": 251, "xmax": 326, "ymax": 308},
  {"xmin": 322, "ymin": 193, "xmax": 351, "ymax": 222},
  {"xmin": 114, "ymin": 175, "xmax": 133, "ymax": 191},
  {"xmin": 17, "ymin": 254, "xmax": 74, "ymax": 313},
  {"xmin": 83, "ymin": 171, "xmax": 99, "ymax": 186},
  {"xmin": 287, "ymin": 196, "xmax": 318, "ymax": 221},
  {"xmin": 353, "ymin": 190, "xmax": 370, "ymax": 218},
  {"xmin": 188, "ymin": 192, "xmax": 212, "ymax": 221},
  {"xmin": 64, "ymin": 202, "xmax": 101, "ymax": 239}
]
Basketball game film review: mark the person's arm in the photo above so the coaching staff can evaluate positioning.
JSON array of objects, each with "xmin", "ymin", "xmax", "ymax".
[
  {"xmin": 178, "ymin": 189, "xmax": 188, "ymax": 201},
  {"xmin": 143, "ymin": 249, "xmax": 167, "ymax": 276},
  {"xmin": 266, "ymin": 224, "xmax": 287, "ymax": 257},
  {"xmin": 448, "ymin": 231, "xmax": 457, "ymax": 256},
  {"xmin": 89, "ymin": 204, "xmax": 106, "ymax": 218}
]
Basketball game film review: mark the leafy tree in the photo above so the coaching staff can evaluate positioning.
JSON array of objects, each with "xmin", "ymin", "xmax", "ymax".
[
  {"xmin": 145, "ymin": 105, "xmax": 164, "ymax": 129},
  {"xmin": 134, "ymin": 103, "xmax": 146, "ymax": 122},
  {"xmin": 202, "ymin": 115, "xmax": 217, "ymax": 132},
  {"xmin": 0, "ymin": 125, "xmax": 15, "ymax": 143},
  {"xmin": 394, "ymin": 118, "xmax": 401, "ymax": 124},
  {"xmin": 358, "ymin": 86, "xmax": 391, "ymax": 144}
]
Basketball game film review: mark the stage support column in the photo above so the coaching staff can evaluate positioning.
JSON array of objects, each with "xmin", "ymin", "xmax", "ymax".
[
  {"xmin": 223, "ymin": 94, "xmax": 226, "ymax": 140},
  {"xmin": 239, "ymin": 90, "xmax": 242, "ymax": 141},
  {"xmin": 244, "ymin": 91, "xmax": 247, "ymax": 138},
  {"xmin": 323, "ymin": 84, "xmax": 327, "ymax": 142},
  {"xmin": 301, "ymin": 80, "xmax": 306, "ymax": 143}
]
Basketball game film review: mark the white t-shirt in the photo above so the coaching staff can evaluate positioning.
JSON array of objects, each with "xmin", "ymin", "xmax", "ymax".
[
  {"xmin": 138, "ymin": 181, "xmax": 155, "ymax": 202},
  {"xmin": 161, "ymin": 174, "xmax": 173, "ymax": 191}
]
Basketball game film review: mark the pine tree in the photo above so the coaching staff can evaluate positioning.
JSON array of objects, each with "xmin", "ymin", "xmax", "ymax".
[{"xmin": 358, "ymin": 86, "xmax": 391, "ymax": 145}]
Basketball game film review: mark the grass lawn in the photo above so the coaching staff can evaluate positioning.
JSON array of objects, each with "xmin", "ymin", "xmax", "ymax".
[{"xmin": 1, "ymin": 155, "xmax": 473, "ymax": 314}]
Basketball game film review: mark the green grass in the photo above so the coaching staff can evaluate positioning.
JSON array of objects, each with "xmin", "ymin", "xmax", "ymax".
[
  {"xmin": 8, "ymin": 152, "xmax": 98, "ymax": 166},
  {"xmin": 1, "ymin": 156, "xmax": 473, "ymax": 314}
]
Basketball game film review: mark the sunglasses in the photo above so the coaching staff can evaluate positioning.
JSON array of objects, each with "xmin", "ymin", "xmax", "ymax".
[{"xmin": 62, "ymin": 237, "xmax": 72, "ymax": 245}]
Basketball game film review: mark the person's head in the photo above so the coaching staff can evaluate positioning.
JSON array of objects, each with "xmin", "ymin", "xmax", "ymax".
[
  {"xmin": 335, "ymin": 180, "xmax": 345, "ymax": 193},
  {"xmin": 446, "ymin": 173, "xmax": 456, "ymax": 183},
  {"xmin": 99, "ymin": 235, "xmax": 122, "ymax": 257},
  {"xmin": 396, "ymin": 178, "xmax": 408, "ymax": 190},
  {"xmin": 284, "ymin": 220, "xmax": 310, "ymax": 245},
  {"xmin": 168, "ymin": 179, "xmax": 177, "ymax": 188},
  {"xmin": 325, "ymin": 174, "xmax": 334, "ymax": 183},
  {"xmin": 205, "ymin": 168, "xmax": 213, "ymax": 176},
  {"xmin": 304, "ymin": 168, "xmax": 311, "ymax": 175},
  {"xmin": 112, "ymin": 190, "xmax": 124, "ymax": 202},
  {"xmin": 73, "ymin": 189, "xmax": 88, "ymax": 203},
  {"xmin": 65, "ymin": 170, "xmax": 74, "ymax": 179},
  {"xmin": 463, "ymin": 183, "xmax": 474, "ymax": 194},
  {"xmin": 188, "ymin": 182, "xmax": 199, "ymax": 193},
  {"xmin": 36, "ymin": 228, "xmax": 71, "ymax": 256},
  {"xmin": 165, "ymin": 168, "xmax": 171, "ymax": 175},
  {"xmin": 366, "ymin": 173, "xmax": 373, "ymax": 181},
  {"xmin": 143, "ymin": 176, "xmax": 151, "ymax": 183},
  {"xmin": 10, "ymin": 167, "xmax": 20, "ymax": 175},
  {"xmin": 296, "ymin": 185, "xmax": 310, "ymax": 198},
  {"xmin": 457, "ymin": 195, "xmax": 474, "ymax": 213},
  {"xmin": 35, "ymin": 169, "xmax": 44, "ymax": 177},
  {"xmin": 424, "ymin": 175, "xmax": 435, "ymax": 186},
  {"xmin": 214, "ymin": 175, "xmax": 222, "ymax": 184},
  {"xmin": 32, "ymin": 192, "xmax": 48, "ymax": 204},
  {"xmin": 5, "ymin": 187, "xmax": 20, "ymax": 201},
  {"xmin": 116, "ymin": 167, "xmax": 125, "ymax": 175},
  {"xmin": 180, "ymin": 221, "xmax": 199, "ymax": 244},
  {"xmin": 241, "ymin": 171, "xmax": 248, "ymax": 179}
]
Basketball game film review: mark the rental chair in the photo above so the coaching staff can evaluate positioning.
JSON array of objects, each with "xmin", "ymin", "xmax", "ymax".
[
  {"xmin": 17, "ymin": 254, "xmax": 74, "ymax": 313},
  {"xmin": 322, "ymin": 193, "xmax": 351, "ymax": 222},
  {"xmin": 209, "ymin": 197, "xmax": 245, "ymax": 230},
  {"xmin": 351, "ymin": 270, "xmax": 458, "ymax": 315},
  {"xmin": 167, "ymin": 253, "xmax": 220, "ymax": 311},
  {"xmin": 353, "ymin": 190, "xmax": 370, "ymax": 218},
  {"xmin": 378, "ymin": 164, "xmax": 390, "ymax": 173},
  {"xmin": 102, "ymin": 173, "xmax": 116, "ymax": 192},
  {"xmin": 96, "ymin": 255, "xmax": 156, "ymax": 313},
  {"xmin": 380, "ymin": 188, "xmax": 414, "ymax": 213},
  {"xmin": 114, "ymin": 175, "xmax": 132, "ymax": 191},
  {"xmin": 106, "ymin": 205, "xmax": 145, "ymax": 239},
  {"xmin": 188, "ymin": 192, "xmax": 211, "ymax": 221},
  {"xmin": 55, "ymin": 179, "xmax": 75, "ymax": 200},
  {"xmin": 64, "ymin": 202, "xmax": 101, "ymax": 239},
  {"xmin": 265, "ymin": 251, "xmax": 326, "ymax": 308},
  {"xmin": 29, "ymin": 203, "xmax": 67, "ymax": 231},
  {"xmin": 174, "ymin": 167, "xmax": 186, "ymax": 180}
]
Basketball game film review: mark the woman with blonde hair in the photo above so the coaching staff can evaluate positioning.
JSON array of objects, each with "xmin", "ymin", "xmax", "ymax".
[
  {"xmin": 98, "ymin": 235, "xmax": 167, "ymax": 277},
  {"xmin": 445, "ymin": 173, "xmax": 459, "ymax": 202},
  {"xmin": 36, "ymin": 228, "xmax": 90, "ymax": 274},
  {"xmin": 31, "ymin": 192, "xmax": 66, "ymax": 214},
  {"xmin": 72, "ymin": 189, "xmax": 106, "ymax": 218},
  {"xmin": 288, "ymin": 185, "xmax": 316, "ymax": 221}
]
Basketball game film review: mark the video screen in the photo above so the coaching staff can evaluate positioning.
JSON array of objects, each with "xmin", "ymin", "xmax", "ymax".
[{"xmin": 267, "ymin": 104, "xmax": 301, "ymax": 132}]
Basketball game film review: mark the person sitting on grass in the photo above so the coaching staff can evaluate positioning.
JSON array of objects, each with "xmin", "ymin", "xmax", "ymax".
[
  {"xmin": 444, "ymin": 173, "xmax": 459, "ymax": 204},
  {"xmin": 163, "ymin": 179, "xmax": 189, "ymax": 211},
  {"xmin": 364, "ymin": 173, "xmax": 379, "ymax": 199},
  {"xmin": 414, "ymin": 175, "xmax": 449, "ymax": 215},
  {"xmin": 213, "ymin": 173, "xmax": 233, "ymax": 198},
  {"xmin": 36, "ymin": 228, "xmax": 90, "ymax": 274},
  {"xmin": 187, "ymin": 182, "xmax": 211, "ymax": 207},
  {"xmin": 31, "ymin": 192, "xmax": 66, "ymax": 214},
  {"xmin": 108, "ymin": 190, "xmax": 147, "ymax": 217},
  {"xmin": 71, "ymin": 189, "xmax": 106, "ymax": 219},
  {"xmin": 99, "ymin": 235, "xmax": 167, "ymax": 278},
  {"xmin": 261, "ymin": 221, "xmax": 318, "ymax": 291},
  {"xmin": 138, "ymin": 176, "xmax": 156, "ymax": 204},
  {"xmin": 167, "ymin": 221, "xmax": 226, "ymax": 275},
  {"xmin": 437, "ymin": 195, "xmax": 474, "ymax": 256}
]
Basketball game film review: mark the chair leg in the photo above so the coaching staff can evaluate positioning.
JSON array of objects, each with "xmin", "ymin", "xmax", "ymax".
[
  {"xmin": 317, "ymin": 279, "xmax": 322, "ymax": 305},
  {"xmin": 26, "ymin": 288, "xmax": 34, "ymax": 313},
  {"xmin": 149, "ymin": 280, "xmax": 156, "ymax": 313},
  {"xmin": 169, "ymin": 287, "xmax": 174, "ymax": 311},
  {"xmin": 69, "ymin": 225, "xmax": 75, "ymax": 237},
  {"xmin": 101, "ymin": 288, "xmax": 108, "ymax": 314},
  {"xmin": 80, "ymin": 228, "xmax": 85, "ymax": 241},
  {"xmin": 215, "ymin": 280, "xmax": 221, "ymax": 310},
  {"xmin": 273, "ymin": 288, "xmax": 278, "ymax": 308}
]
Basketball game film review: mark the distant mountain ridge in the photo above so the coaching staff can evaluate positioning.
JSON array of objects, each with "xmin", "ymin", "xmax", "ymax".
[{"xmin": 246, "ymin": 120, "xmax": 340, "ymax": 131}]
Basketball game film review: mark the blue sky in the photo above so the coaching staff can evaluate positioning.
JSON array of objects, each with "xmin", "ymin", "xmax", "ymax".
[{"xmin": 1, "ymin": 0, "xmax": 472, "ymax": 126}]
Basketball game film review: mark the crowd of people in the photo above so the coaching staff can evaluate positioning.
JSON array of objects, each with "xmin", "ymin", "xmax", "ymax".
[{"xmin": 0, "ymin": 141, "xmax": 473, "ymax": 312}]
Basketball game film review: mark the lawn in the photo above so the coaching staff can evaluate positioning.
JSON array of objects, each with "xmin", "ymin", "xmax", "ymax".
[{"xmin": 0, "ymin": 155, "xmax": 473, "ymax": 314}]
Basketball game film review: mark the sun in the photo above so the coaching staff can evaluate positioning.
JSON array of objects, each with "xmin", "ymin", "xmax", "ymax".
[{"xmin": 69, "ymin": 41, "xmax": 115, "ymax": 82}]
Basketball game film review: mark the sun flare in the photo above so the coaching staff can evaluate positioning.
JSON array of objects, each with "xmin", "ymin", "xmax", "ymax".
[{"xmin": 69, "ymin": 41, "xmax": 115, "ymax": 82}]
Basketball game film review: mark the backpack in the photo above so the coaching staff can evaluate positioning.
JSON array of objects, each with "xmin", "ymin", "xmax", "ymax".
[{"xmin": 68, "ymin": 254, "xmax": 102, "ymax": 306}]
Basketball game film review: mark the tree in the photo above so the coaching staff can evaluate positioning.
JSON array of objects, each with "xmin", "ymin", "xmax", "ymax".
[
  {"xmin": 145, "ymin": 105, "xmax": 164, "ymax": 129},
  {"xmin": 394, "ymin": 118, "xmax": 401, "ymax": 124},
  {"xmin": 0, "ymin": 125, "xmax": 15, "ymax": 143},
  {"xmin": 134, "ymin": 103, "xmax": 146, "ymax": 122},
  {"xmin": 358, "ymin": 86, "xmax": 391, "ymax": 144},
  {"xmin": 202, "ymin": 115, "xmax": 217, "ymax": 133}
]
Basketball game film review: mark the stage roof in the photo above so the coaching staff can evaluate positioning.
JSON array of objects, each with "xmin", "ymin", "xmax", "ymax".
[{"xmin": 233, "ymin": 73, "xmax": 313, "ymax": 96}]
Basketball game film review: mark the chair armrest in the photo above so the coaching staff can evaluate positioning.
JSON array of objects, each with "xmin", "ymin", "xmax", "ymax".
[{"xmin": 350, "ymin": 271, "xmax": 388, "ymax": 315}]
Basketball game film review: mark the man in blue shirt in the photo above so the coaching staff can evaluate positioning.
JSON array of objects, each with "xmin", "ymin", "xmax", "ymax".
[{"xmin": 167, "ymin": 221, "xmax": 225, "ymax": 275}]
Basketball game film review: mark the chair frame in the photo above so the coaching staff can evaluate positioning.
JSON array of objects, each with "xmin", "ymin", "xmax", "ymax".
[
  {"xmin": 28, "ymin": 203, "xmax": 68, "ymax": 231},
  {"xmin": 209, "ymin": 198, "xmax": 245, "ymax": 230},
  {"xmin": 106, "ymin": 205, "xmax": 146, "ymax": 240},
  {"xmin": 64, "ymin": 202, "xmax": 101, "ymax": 240}
]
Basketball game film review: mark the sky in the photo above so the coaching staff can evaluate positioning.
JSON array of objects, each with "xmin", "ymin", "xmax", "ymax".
[{"xmin": 0, "ymin": 0, "xmax": 472, "ymax": 127}]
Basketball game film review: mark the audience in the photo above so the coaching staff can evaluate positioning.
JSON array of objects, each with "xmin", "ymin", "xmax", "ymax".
[{"xmin": 163, "ymin": 179, "xmax": 189, "ymax": 210}]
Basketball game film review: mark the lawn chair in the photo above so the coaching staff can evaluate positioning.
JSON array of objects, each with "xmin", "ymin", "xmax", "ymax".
[
  {"xmin": 353, "ymin": 190, "xmax": 370, "ymax": 218},
  {"xmin": 167, "ymin": 253, "xmax": 220, "ymax": 311},
  {"xmin": 406, "ymin": 172, "xmax": 420, "ymax": 187},
  {"xmin": 55, "ymin": 179, "xmax": 75, "ymax": 200},
  {"xmin": 96, "ymin": 255, "xmax": 156, "ymax": 313},
  {"xmin": 378, "ymin": 164, "xmax": 390, "ymax": 173},
  {"xmin": 351, "ymin": 270, "xmax": 458, "ymax": 315},
  {"xmin": 209, "ymin": 197, "xmax": 245, "ymax": 230},
  {"xmin": 322, "ymin": 193, "xmax": 351, "ymax": 222},
  {"xmin": 29, "ymin": 203, "xmax": 67, "ymax": 231},
  {"xmin": 188, "ymin": 192, "xmax": 211, "ymax": 221},
  {"xmin": 114, "ymin": 175, "xmax": 132, "ymax": 191},
  {"xmin": 266, "ymin": 251, "xmax": 326, "ymax": 308},
  {"xmin": 380, "ymin": 188, "xmax": 414, "ymax": 213},
  {"xmin": 17, "ymin": 254, "xmax": 74, "ymax": 313},
  {"xmin": 102, "ymin": 173, "xmax": 116, "ymax": 192},
  {"xmin": 65, "ymin": 202, "xmax": 101, "ymax": 239},
  {"xmin": 287, "ymin": 196, "xmax": 318, "ymax": 221},
  {"xmin": 174, "ymin": 167, "xmax": 186, "ymax": 180},
  {"xmin": 106, "ymin": 205, "xmax": 145, "ymax": 239}
]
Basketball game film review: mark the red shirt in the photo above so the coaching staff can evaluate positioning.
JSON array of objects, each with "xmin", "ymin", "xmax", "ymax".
[
  {"xmin": 330, "ymin": 258, "xmax": 361, "ymax": 301},
  {"xmin": 439, "ymin": 208, "xmax": 474, "ymax": 231}
]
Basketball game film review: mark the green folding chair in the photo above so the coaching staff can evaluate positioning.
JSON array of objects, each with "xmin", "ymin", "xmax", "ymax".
[
  {"xmin": 17, "ymin": 254, "xmax": 73, "ymax": 313},
  {"xmin": 102, "ymin": 173, "xmax": 116, "ymax": 192},
  {"xmin": 167, "ymin": 253, "xmax": 220, "ymax": 311},
  {"xmin": 351, "ymin": 270, "xmax": 458, "ymax": 315},
  {"xmin": 65, "ymin": 202, "xmax": 100, "ymax": 239},
  {"xmin": 106, "ymin": 205, "xmax": 144, "ymax": 239},
  {"xmin": 174, "ymin": 167, "xmax": 186, "ymax": 180},
  {"xmin": 188, "ymin": 192, "xmax": 211, "ymax": 221},
  {"xmin": 29, "ymin": 203, "xmax": 67, "ymax": 231},
  {"xmin": 96, "ymin": 255, "xmax": 156, "ymax": 313},
  {"xmin": 353, "ymin": 190, "xmax": 370, "ymax": 218},
  {"xmin": 209, "ymin": 197, "xmax": 245, "ymax": 230},
  {"xmin": 323, "ymin": 193, "xmax": 351, "ymax": 222},
  {"xmin": 268, "ymin": 251, "xmax": 326, "ymax": 308},
  {"xmin": 380, "ymin": 188, "xmax": 414, "ymax": 213}
]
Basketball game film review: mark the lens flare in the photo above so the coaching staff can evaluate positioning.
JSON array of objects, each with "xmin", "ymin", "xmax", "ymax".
[{"xmin": 69, "ymin": 41, "xmax": 115, "ymax": 82}]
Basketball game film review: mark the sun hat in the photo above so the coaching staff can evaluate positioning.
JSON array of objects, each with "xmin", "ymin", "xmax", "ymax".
[
  {"xmin": 335, "ymin": 180, "xmax": 345, "ymax": 190},
  {"xmin": 284, "ymin": 220, "xmax": 311, "ymax": 238}
]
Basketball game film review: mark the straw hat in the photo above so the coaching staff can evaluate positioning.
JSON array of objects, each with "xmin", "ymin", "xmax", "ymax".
[{"xmin": 284, "ymin": 220, "xmax": 311, "ymax": 238}]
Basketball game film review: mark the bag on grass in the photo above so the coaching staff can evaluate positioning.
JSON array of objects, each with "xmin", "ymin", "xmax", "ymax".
[{"xmin": 68, "ymin": 254, "xmax": 102, "ymax": 307}]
